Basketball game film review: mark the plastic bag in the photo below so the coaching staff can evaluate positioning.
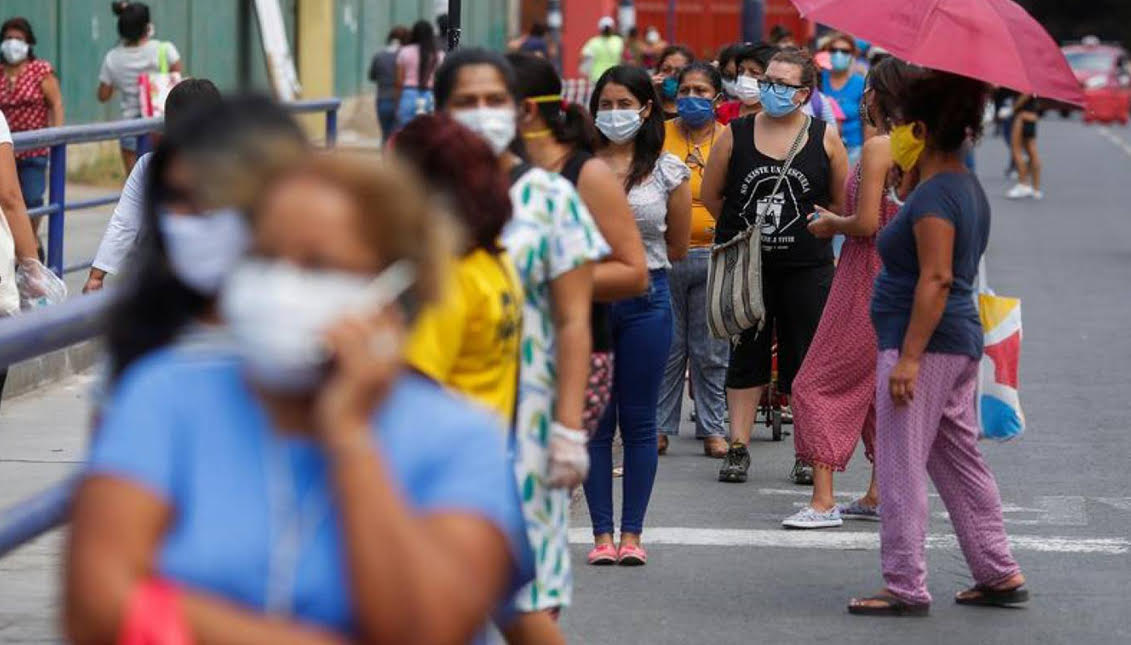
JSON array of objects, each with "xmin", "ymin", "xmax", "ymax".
[{"xmin": 17, "ymin": 258, "xmax": 67, "ymax": 311}]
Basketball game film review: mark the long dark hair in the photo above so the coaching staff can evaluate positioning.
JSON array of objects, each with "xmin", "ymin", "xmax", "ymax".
[
  {"xmin": 394, "ymin": 114, "xmax": 512, "ymax": 255},
  {"xmin": 900, "ymin": 70, "xmax": 988, "ymax": 152},
  {"xmin": 590, "ymin": 64, "xmax": 665, "ymax": 191},
  {"xmin": 107, "ymin": 96, "xmax": 308, "ymax": 381},
  {"xmin": 506, "ymin": 51, "xmax": 598, "ymax": 153},
  {"xmin": 409, "ymin": 20, "xmax": 437, "ymax": 87},
  {"xmin": 111, "ymin": 1, "xmax": 149, "ymax": 44},
  {"xmin": 0, "ymin": 17, "xmax": 37, "ymax": 60}
]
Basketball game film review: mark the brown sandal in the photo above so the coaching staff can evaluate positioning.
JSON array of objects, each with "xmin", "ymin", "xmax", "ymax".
[
  {"xmin": 703, "ymin": 436, "xmax": 729, "ymax": 458},
  {"xmin": 955, "ymin": 584, "xmax": 1029, "ymax": 607},
  {"xmin": 657, "ymin": 435, "xmax": 669, "ymax": 455},
  {"xmin": 848, "ymin": 593, "xmax": 930, "ymax": 617}
]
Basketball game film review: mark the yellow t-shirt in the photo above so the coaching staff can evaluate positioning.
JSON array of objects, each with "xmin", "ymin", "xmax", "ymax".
[
  {"xmin": 405, "ymin": 248, "xmax": 523, "ymax": 422},
  {"xmin": 664, "ymin": 119, "xmax": 723, "ymax": 248}
]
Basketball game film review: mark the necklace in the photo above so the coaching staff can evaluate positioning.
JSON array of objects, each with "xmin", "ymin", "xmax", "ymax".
[{"xmin": 680, "ymin": 123, "xmax": 717, "ymax": 175}]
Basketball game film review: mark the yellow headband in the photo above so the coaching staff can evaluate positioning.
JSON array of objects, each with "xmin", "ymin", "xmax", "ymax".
[{"xmin": 527, "ymin": 94, "xmax": 563, "ymax": 104}]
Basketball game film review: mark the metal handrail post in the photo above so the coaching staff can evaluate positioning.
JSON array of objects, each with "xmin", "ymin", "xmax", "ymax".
[
  {"xmin": 46, "ymin": 144, "xmax": 66, "ymax": 276},
  {"xmin": 325, "ymin": 108, "xmax": 338, "ymax": 147}
]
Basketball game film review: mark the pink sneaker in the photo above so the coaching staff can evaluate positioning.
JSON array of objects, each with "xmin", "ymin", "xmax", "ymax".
[
  {"xmin": 617, "ymin": 543, "xmax": 648, "ymax": 566},
  {"xmin": 587, "ymin": 543, "xmax": 617, "ymax": 566}
]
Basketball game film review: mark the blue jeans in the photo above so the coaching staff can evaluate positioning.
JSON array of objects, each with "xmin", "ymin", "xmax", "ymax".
[
  {"xmin": 17, "ymin": 156, "xmax": 47, "ymax": 209},
  {"xmin": 395, "ymin": 87, "xmax": 434, "ymax": 130},
  {"xmin": 584, "ymin": 270, "xmax": 672, "ymax": 536},
  {"xmin": 658, "ymin": 248, "xmax": 729, "ymax": 438},
  {"xmin": 377, "ymin": 96, "xmax": 397, "ymax": 144}
]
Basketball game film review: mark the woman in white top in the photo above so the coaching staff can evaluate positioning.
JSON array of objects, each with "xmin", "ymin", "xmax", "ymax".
[
  {"xmin": 97, "ymin": 2, "xmax": 182, "ymax": 173},
  {"xmin": 583, "ymin": 64, "xmax": 691, "ymax": 567}
]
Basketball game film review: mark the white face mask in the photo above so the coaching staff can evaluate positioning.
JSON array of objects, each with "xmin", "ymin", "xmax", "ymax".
[
  {"xmin": 734, "ymin": 76, "xmax": 761, "ymax": 105},
  {"xmin": 646, "ymin": 29, "xmax": 660, "ymax": 45},
  {"xmin": 722, "ymin": 78, "xmax": 738, "ymax": 99},
  {"xmin": 160, "ymin": 208, "xmax": 250, "ymax": 295},
  {"xmin": 220, "ymin": 259, "xmax": 377, "ymax": 392},
  {"xmin": 451, "ymin": 106, "xmax": 517, "ymax": 156},
  {"xmin": 1, "ymin": 39, "xmax": 28, "ymax": 65},
  {"xmin": 595, "ymin": 108, "xmax": 645, "ymax": 144}
]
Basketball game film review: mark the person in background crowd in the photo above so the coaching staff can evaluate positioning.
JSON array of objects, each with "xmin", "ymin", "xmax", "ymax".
[
  {"xmin": 68, "ymin": 114, "xmax": 529, "ymax": 642},
  {"xmin": 652, "ymin": 45, "xmax": 695, "ymax": 120},
  {"xmin": 716, "ymin": 42, "xmax": 776, "ymax": 125},
  {"xmin": 580, "ymin": 17, "xmax": 624, "ymax": 85},
  {"xmin": 508, "ymin": 22, "xmax": 552, "ymax": 60},
  {"xmin": 0, "ymin": 16, "xmax": 64, "ymax": 234},
  {"xmin": 585, "ymin": 64, "xmax": 691, "ymax": 566},
  {"xmin": 98, "ymin": 1, "xmax": 183, "ymax": 173},
  {"xmin": 435, "ymin": 48, "xmax": 608, "ymax": 642},
  {"xmin": 0, "ymin": 107, "xmax": 41, "ymax": 408},
  {"xmin": 369, "ymin": 25, "xmax": 409, "ymax": 144},
  {"xmin": 783, "ymin": 57, "xmax": 920, "ymax": 526},
  {"xmin": 623, "ymin": 27, "xmax": 645, "ymax": 66},
  {"xmin": 641, "ymin": 26, "xmax": 667, "ymax": 70},
  {"xmin": 394, "ymin": 20, "xmax": 444, "ymax": 130},
  {"xmin": 658, "ymin": 62, "xmax": 730, "ymax": 458},
  {"xmin": 769, "ymin": 25, "xmax": 796, "ymax": 48},
  {"xmin": 84, "ymin": 79, "xmax": 223, "ymax": 294},
  {"xmin": 435, "ymin": 13, "xmax": 450, "ymax": 51},
  {"xmin": 993, "ymin": 87, "xmax": 1017, "ymax": 179},
  {"xmin": 397, "ymin": 114, "xmax": 520, "ymax": 424},
  {"xmin": 717, "ymin": 43, "xmax": 745, "ymax": 99},
  {"xmin": 507, "ymin": 51, "xmax": 648, "ymax": 437},
  {"xmin": 701, "ymin": 47, "xmax": 848, "ymax": 485},
  {"xmin": 850, "ymin": 70, "xmax": 1028, "ymax": 616},
  {"xmin": 821, "ymin": 32, "xmax": 867, "ymax": 164},
  {"xmin": 1006, "ymin": 93, "xmax": 1042, "ymax": 200}
]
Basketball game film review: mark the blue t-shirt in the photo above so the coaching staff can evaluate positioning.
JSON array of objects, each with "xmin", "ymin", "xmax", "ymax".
[
  {"xmin": 821, "ymin": 71, "xmax": 866, "ymax": 149},
  {"xmin": 871, "ymin": 171, "xmax": 990, "ymax": 359},
  {"xmin": 88, "ymin": 348, "xmax": 530, "ymax": 638}
]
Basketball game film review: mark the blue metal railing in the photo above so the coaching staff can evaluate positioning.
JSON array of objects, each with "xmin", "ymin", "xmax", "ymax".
[
  {"xmin": 13, "ymin": 98, "xmax": 341, "ymax": 276},
  {"xmin": 0, "ymin": 98, "xmax": 341, "ymax": 558}
]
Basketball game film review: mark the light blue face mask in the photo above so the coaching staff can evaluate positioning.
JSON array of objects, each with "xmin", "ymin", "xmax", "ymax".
[
  {"xmin": 759, "ymin": 84, "xmax": 801, "ymax": 118},
  {"xmin": 830, "ymin": 50, "xmax": 853, "ymax": 72}
]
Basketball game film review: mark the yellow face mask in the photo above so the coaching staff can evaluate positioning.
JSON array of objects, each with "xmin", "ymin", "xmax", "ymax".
[{"xmin": 890, "ymin": 123, "xmax": 926, "ymax": 172}]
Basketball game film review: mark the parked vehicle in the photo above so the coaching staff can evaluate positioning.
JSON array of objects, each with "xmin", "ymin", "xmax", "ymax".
[{"xmin": 1060, "ymin": 37, "xmax": 1131, "ymax": 120}]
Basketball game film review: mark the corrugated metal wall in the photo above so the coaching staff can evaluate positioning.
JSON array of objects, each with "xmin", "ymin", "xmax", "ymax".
[{"xmin": 0, "ymin": 0, "xmax": 507, "ymax": 124}]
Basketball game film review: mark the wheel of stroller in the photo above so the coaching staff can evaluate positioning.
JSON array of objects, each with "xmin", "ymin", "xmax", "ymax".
[{"xmin": 771, "ymin": 409, "xmax": 783, "ymax": 441}]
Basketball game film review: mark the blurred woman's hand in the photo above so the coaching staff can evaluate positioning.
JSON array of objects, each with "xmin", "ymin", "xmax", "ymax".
[
  {"xmin": 316, "ymin": 307, "xmax": 405, "ymax": 443},
  {"xmin": 889, "ymin": 354, "xmax": 920, "ymax": 406},
  {"xmin": 806, "ymin": 205, "xmax": 840, "ymax": 238}
]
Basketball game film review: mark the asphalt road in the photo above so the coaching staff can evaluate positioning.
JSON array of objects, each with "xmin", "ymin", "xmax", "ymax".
[{"xmin": 561, "ymin": 117, "xmax": 1131, "ymax": 644}]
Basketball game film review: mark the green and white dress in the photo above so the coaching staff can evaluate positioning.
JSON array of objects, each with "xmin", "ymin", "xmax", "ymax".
[{"xmin": 503, "ymin": 166, "xmax": 608, "ymax": 611}]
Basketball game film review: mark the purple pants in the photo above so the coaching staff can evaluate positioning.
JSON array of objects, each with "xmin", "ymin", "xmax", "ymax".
[{"xmin": 876, "ymin": 350, "xmax": 1020, "ymax": 605}]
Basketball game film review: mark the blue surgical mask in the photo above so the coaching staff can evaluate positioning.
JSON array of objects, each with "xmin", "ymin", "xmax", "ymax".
[
  {"xmin": 830, "ymin": 51, "xmax": 853, "ymax": 72},
  {"xmin": 676, "ymin": 96, "xmax": 716, "ymax": 128},
  {"xmin": 661, "ymin": 76, "xmax": 679, "ymax": 100},
  {"xmin": 760, "ymin": 85, "xmax": 801, "ymax": 118}
]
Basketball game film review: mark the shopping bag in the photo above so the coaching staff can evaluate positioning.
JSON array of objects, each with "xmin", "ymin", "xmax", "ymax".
[
  {"xmin": 976, "ymin": 285, "xmax": 1025, "ymax": 441},
  {"xmin": 139, "ymin": 42, "xmax": 182, "ymax": 118}
]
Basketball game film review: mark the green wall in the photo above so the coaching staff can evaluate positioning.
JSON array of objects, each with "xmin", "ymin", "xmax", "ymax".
[{"xmin": 0, "ymin": 0, "xmax": 505, "ymax": 124}]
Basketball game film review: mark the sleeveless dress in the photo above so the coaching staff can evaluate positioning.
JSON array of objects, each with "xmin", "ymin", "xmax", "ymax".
[{"xmin": 791, "ymin": 160, "xmax": 900, "ymax": 471}]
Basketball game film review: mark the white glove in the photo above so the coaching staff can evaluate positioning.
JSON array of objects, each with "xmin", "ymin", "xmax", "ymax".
[{"xmin": 546, "ymin": 423, "xmax": 589, "ymax": 489}]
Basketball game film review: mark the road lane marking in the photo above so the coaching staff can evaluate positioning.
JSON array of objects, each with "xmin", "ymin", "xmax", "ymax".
[
  {"xmin": 1097, "ymin": 126, "xmax": 1131, "ymax": 158},
  {"xmin": 567, "ymin": 528, "xmax": 1129, "ymax": 555}
]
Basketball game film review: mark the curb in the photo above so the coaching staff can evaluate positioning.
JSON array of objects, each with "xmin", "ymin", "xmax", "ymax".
[{"xmin": 2, "ymin": 340, "xmax": 100, "ymax": 401}]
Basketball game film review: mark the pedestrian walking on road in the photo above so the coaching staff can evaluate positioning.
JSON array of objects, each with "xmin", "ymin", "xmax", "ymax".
[
  {"xmin": 700, "ymin": 47, "xmax": 848, "ymax": 485},
  {"xmin": 821, "ymin": 32, "xmax": 868, "ymax": 165},
  {"xmin": 368, "ymin": 25, "xmax": 409, "ymax": 143},
  {"xmin": 652, "ymin": 45, "xmax": 695, "ymax": 120},
  {"xmin": 584, "ymin": 64, "xmax": 691, "ymax": 567},
  {"xmin": 580, "ymin": 17, "xmax": 625, "ymax": 85},
  {"xmin": 782, "ymin": 57, "xmax": 919, "ymax": 529},
  {"xmin": 849, "ymin": 70, "xmax": 1028, "ymax": 616},
  {"xmin": 436, "ymin": 48, "xmax": 609, "ymax": 642},
  {"xmin": 1006, "ymin": 93, "xmax": 1043, "ymax": 200},
  {"xmin": 394, "ymin": 20, "xmax": 444, "ymax": 130},
  {"xmin": 657, "ymin": 62, "xmax": 731, "ymax": 458},
  {"xmin": 0, "ymin": 16, "xmax": 64, "ymax": 227},
  {"xmin": 507, "ymin": 52, "xmax": 649, "ymax": 436},
  {"xmin": 98, "ymin": 2, "xmax": 183, "ymax": 173}
]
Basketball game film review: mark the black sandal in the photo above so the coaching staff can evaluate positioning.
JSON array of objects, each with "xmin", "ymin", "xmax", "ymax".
[
  {"xmin": 848, "ymin": 594, "xmax": 930, "ymax": 617},
  {"xmin": 955, "ymin": 584, "xmax": 1030, "ymax": 607}
]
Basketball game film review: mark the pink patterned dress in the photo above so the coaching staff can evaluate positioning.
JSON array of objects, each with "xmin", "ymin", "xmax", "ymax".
[{"xmin": 792, "ymin": 163, "xmax": 899, "ymax": 471}]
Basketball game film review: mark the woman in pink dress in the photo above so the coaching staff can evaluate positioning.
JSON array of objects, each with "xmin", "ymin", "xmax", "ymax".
[{"xmin": 781, "ymin": 58, "xmax": 922, "ymax": 529}]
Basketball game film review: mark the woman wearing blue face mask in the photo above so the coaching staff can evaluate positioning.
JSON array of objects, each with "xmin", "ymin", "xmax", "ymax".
[
  {"xmin": 657, "ymin": 62, "xmax": 730, "ymax": 458},
  {"xmin": 585, "ymin": 64, "xmax": 691, "ymax": 566},
  {"xmin": 651, "ymin": 44, "xmax": 694, "ymax": 121},
  {"xmin": 821, "ymin": 32, "xmax": 868, "ymax": 164},
  {"xmin": 701, "ymin": 47, "xmax": 849, "ymax": 485}
]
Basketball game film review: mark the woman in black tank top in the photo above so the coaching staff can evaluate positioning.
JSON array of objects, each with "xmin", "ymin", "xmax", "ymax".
[
  {"xmin": 508, "ymin": 52, "xmax": 649, "ymax": 432},
  {"xmin": 700, "ymin": 47, "xmax": 849, "ymax": 484}
]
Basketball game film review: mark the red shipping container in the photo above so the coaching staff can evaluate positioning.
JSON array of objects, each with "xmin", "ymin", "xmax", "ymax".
[{"xmin": 634, "ymin": 0, "xmax": 813, "ymax": 62}]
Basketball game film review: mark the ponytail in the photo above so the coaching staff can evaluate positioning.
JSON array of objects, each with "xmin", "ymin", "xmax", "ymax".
[{"xmin": 506, "ymin": 51, "xmax": 599, "ymax": 152}]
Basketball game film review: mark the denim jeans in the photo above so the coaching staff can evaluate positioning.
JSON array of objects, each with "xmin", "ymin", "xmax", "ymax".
[
  {"xmin": 395, "ymin": 87, "xmax": 434, "ymax": 130},
  {"xmin": 377, "ymin": 96, "xmax": 397, "ymax": 144},
  {"xmin": 584, "ymin": 270, "xmax": 672, "ymax": 536},
  {"xmin": 16, "ymin": 156, "xmax": 47, "ymax": 209},
  {"xmin": 658, "ymin": 248, "xmax": 729, "ymax": 438}
]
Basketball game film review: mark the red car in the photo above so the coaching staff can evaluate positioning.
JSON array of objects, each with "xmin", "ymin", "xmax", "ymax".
[{"xmin": 1062, "ymin": 38, "xmax": 1131, "ymax": 123}]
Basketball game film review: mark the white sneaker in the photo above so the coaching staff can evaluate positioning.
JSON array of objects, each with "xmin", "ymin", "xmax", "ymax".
[
  {"xmin": 782, "ymin": 506, "xmax": 843, "ymax": 529},
  {"xmin": 1006, "ymin": 183, "xmax": 1034, "ymax": 199},
  {"xmin": 1032, "ymin": 190, "xmax": 1044, "ymax": 200}
]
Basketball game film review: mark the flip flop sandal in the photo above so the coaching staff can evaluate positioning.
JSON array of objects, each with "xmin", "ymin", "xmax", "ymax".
[
  {"xmin": 955, "ymin": 584, "xmax": 1030, "ymax": 607},
  {"xmin": 848, "ymin": 594, "xmax": 930, "ymax": 617}
]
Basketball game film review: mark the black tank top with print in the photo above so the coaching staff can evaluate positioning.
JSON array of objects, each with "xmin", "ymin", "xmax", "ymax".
[
  {"xmin": 716, "ymin": 114, "xmax": 834, "ymax": 268},
  {"xmin": 560, "ymin": 150, "xmax": 613, "ymax": 353}
]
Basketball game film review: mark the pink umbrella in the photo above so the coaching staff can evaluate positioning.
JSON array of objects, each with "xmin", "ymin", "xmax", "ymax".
[{"xmin": 791, "ymin": 0, "xmax": 1084, "ymax": 104}]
